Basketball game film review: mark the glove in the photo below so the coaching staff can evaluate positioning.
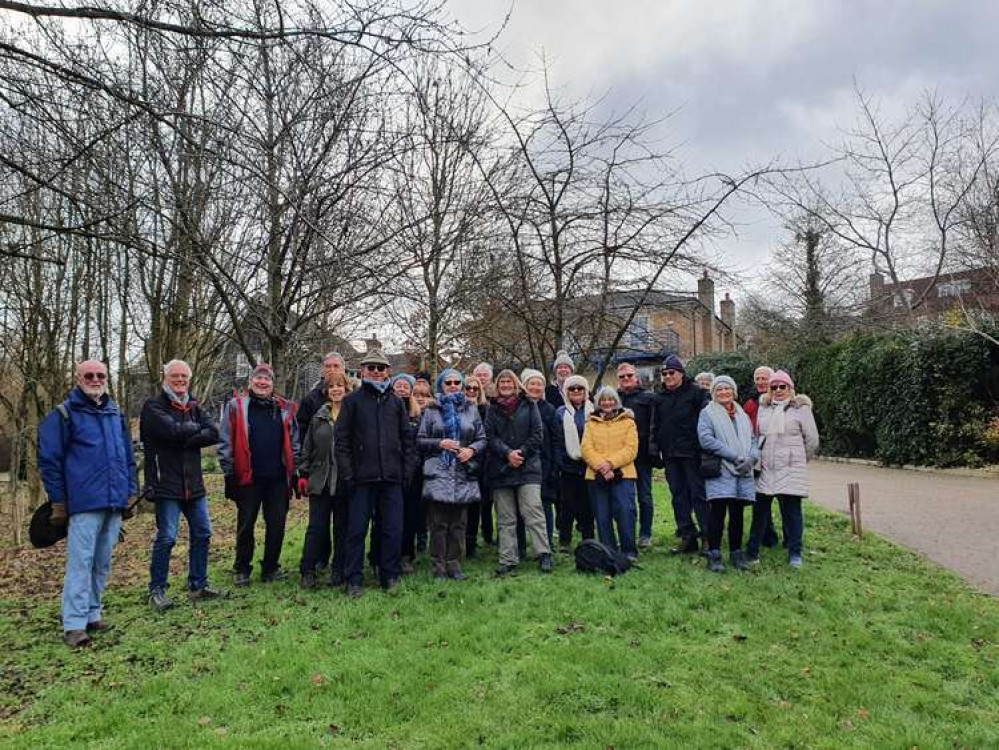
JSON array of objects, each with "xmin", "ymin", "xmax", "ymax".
[
  {"xmin": 296, "ymin": 477, "xmax": 309, "ymax": 498},
  {"xmin": 224, "ymin": 475, "xmax": 235, "ymax": 500},
  {"xmin": 734, "ymin": 457, "xmax": 753, "ymax": 476},
  {"xmin": 50, "ymin": 502, "xmax": 68, "ymax": 527}
]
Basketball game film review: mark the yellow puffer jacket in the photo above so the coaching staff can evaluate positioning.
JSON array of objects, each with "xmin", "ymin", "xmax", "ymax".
[{"xmin": 580, "ymin": 409, "xmax": 639, "ymax": 480}]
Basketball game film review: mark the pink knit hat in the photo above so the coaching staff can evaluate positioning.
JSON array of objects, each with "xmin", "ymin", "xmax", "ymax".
[{"xmin": 769, "ymin": 370, "xmax": 794, "ymax": 389}]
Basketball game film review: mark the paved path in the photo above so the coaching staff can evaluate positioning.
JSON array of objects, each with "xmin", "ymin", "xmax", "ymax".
[{"xmin": 808, "ymin": 460, "xmax": 999, "ymax": 595}]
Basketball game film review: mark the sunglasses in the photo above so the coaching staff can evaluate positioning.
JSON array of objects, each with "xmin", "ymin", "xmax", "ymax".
[
  {"xmin": 661, "ymin": 369, "xmax": 680, "ymax": 376},
  {"xmin": 770, "ymin": 384, "xmax": 789, "ymax": 391},
  {"xmin": 443, "ymin": 380, "xmax": 462, "ymax": 386},
  {"xmin": 82, "ymin": 372, "xmax": 107, "ymax": 382},
  {"xmin": 567, "ymin": 385, "xmax": 585, "ymax": 392},
  {"xmin": 364, "ymin": 364, "xmax": 388, "ymax": 372},
  {"xmin": 618, "ymin": 373, "xmax": 636, "ymax": 379},
  {"xmin": 464, "ymin": 385, "xmax": 480, "ymax": 391}
]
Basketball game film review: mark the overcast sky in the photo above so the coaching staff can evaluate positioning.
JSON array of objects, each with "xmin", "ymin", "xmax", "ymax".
[{"xmin": 444, "ymin": 1, "xmax": 999, "ymax": 298}]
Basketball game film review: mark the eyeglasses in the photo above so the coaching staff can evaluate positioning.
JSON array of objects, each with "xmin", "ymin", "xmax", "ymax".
[
  {"xmin": 618, "ymin": 373, "xmax": 636, "ymax": 379},
  {"xmin": 82, "ymin": 372, "xmax": 107, "ymax": 382},
  {"xmin": 567, "ymin": 385, "xmax": 585, "ymax": 392},
  {"xmin": 364, "ymin": 364, "xmax": 388, "ymax": 372},
  {"xmin": 661, "ymin": 369, "xmax": 680, "ymax": 376},
  {"xmin": 770, "ymin": 384, "xmax": 789, "ymax": 391},
  {"xmin": 443, "ymin": 380, "xmax": 462, "ymax": 386}
]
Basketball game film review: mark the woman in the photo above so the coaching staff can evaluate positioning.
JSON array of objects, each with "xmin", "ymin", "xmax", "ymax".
[
  {"xmin": 298, "ymin": 372, "xmax": 353, "ymax": 588},
  {"xmin": 416, "ymin": 369, "xmax": 487, "ymax": 581},
  {"xmin": 697, "ymin": 375, "xmax": 758, "ymax": 573},
  {"xmin": 694, "ymin": 371, "xmax": 715, "ymax": 391},
  {"xmin": 521, "ymin": 368, "xmax": 560, "ymax": 550},
  {"xmin": 397, "ymin": 375, "xmax": 428, "ymax": 574},
  {"xmin": 750, "ymin": 370, "xmax": 819, "ymax": 568},
  {"xmin": 580, "ymin": 386, "xmax": 639, "ymax": 560},
  {"xmin": 554, "ymin": 374, "xmax": 595, "ymax": 547},
  {"xmin": 463, "ymin": 377, "xmax": 492, "ymax": 556},
  {"xmin": 486, "ymin": 369, "xmax": 553, "ymax": 576}
]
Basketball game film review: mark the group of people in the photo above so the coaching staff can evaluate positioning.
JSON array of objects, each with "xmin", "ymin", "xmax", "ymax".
[{"xmin": 37, "ymin": 349, "xmax": 818, "ymax": 649}]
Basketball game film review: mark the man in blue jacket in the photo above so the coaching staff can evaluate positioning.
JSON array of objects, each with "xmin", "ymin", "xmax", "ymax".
[{"xmin": 38, "ymin": 360, "xmax": 137, "ymax": 649}]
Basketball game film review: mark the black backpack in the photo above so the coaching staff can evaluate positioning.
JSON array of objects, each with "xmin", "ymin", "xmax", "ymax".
[{"xmin": 574, "ymin": 539, "xmax": 634, "ymax": 576}]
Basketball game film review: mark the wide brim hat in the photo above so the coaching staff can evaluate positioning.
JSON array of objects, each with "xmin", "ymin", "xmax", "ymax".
[
  {"xmin": 29, "ymin": 501, "xmax": 67, "ymax": 549},
  {"xmin": 359, "ymin": 349, "xmax": 391, "ymax": 367}
]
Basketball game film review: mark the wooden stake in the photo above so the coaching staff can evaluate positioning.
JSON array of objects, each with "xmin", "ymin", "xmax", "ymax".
[{"xmin": 847, "ymin": 482, "xmax": 863, "ymax": 538}]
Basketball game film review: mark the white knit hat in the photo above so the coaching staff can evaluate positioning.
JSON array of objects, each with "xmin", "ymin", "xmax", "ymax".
[
  {"xmin": 552, "ymin": 350, "xmax": 575, "ymax": 373},
  {"xmin": 519, "ymin": 368, "xmax": 546, "ymax": 388}
]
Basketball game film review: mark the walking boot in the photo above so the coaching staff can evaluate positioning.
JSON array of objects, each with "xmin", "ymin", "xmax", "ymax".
[
  {"xmin": 731, "ymin": 549, "xmax": 750, "ymax": 571},
  {"xmin": 539, "ymin": 553, "xmax": 555, "ymax": 574},
  {"xmin": 670, "ymin": 536, "xmax": 700, "ymax": 555},
  {"xmin": 707, "ymin": 550, "xmax": 725, "ymax": 573}
]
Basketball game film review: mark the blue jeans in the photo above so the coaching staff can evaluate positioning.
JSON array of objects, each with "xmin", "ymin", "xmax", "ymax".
[
  {"xmin": 748, "ymin": 494, "xmax": 804, "ymax": 558},
  {"xmin": 149, "ymin": 497, "xmax": 212, "ymax": 593},
  {"xmin": 635, "ymin": 461, "xmax": 654, "ymax": 540},
  {"xmin": 587, "ymin": 478, "xmax": 638, "ymax": 556},
  {"xmin": 346, "ymin": 482, "xmax": 403, "ymax": 587},
  {"xmin": 666, "ymin": 457, "xmax": 708, "ymax": 539},
  {"xmin": 62, "ymin": 509, "xmax": 122, "ymax": 631}
]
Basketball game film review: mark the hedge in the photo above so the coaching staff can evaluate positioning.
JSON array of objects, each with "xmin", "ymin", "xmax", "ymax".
[{"xmin": 688, "ymin": 326, "xmax": 999, "ymax": 467}]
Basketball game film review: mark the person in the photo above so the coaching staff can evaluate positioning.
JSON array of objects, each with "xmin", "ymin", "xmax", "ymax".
[
  {"xmin": 297, "ymin": 352, "xmax": 347, "ymax": 440},
  {"xmin": 616, "ymin": 362, "xmax": 657, "ymax": 549},
  {"xmin": 694, "ymin": 371, "xmax": 715, "ymax": 390},
  {"xmin": 473, "ymin": 362, "xmax": 496, "ymax": 400},
  {"xmin": 38, "ymin": 360, "xmax": 137, "ymax": 648},
  {"xmin": 554, "ymin": 374, "xmax": 595, "ymax": 547},
  {"xmin": 411, "ymin": 380, "xmax": 434, "ymax": 554},
  {"xmin": 462, "ymin": 377, "xmax": 493, "ymax": 555},
  {"xmin": 521, "ymin": 368, "xmax": 560, "ymax": 550},
  {"xmin": 298, "ymin": 372, "xmax": 353, "ymax": 588},
  {"xmin": 545, "ymin": 350, "xmax": 575, "ymax": 408},
  {"xmin": 649, "ymin": 354, "xmax": 710, "ymax": 554},
  {"xmin": 580, "ymin": 386, "xmax": 640, "ymax": 560},
  {"xmin": 142, "ymin": 360, "xmax": 226, "ymax": 612},
  {"xmin": 416, "ymin": 369, "xmax": 487, "ymax": 581},
  {"xmin": 697, "ymin": 375, "xmax": 758, "ymax": 573},
  {"xmin": 220, "ymin": 363, "xmax": 300, "ymax": 586},
  {"xmin": 749, "ymin": 370, "xmax": 819, "ymax": 568},
  {"xmin": 486, "ymin": 369, "xmax": 553, "ymax": 576},
  {"xmin": 394, "ymin": 373, "xmax": 425, "ymax": 575},
  {"xmin": 744, "ymin": 365, "xmax": 781, "ymax": 549},
  {"xmin": 335, "ymin": 349, "xmax": 414, "ymax": 598}
]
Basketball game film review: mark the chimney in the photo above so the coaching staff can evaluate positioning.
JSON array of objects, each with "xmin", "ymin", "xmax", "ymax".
[
  {"xmin": 697, "ymin": 271, "xmax": 716, "ymax": 353},
  {"xmin": 869, "ymin": 272, "xmax": 885, "ymax": 300},
  {"xmin": 720, "ymin": 292, "xmax": 735, "ymax": 350}
]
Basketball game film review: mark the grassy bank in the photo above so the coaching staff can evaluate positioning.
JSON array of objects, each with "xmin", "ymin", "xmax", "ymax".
[{"xmin": 1, "ymin": 485, "xmax": 997, "ymax": 748}]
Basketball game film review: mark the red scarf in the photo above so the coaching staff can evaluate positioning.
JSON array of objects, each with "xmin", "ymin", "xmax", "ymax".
[{"xmin": 495, "ymin": 394, "xmax": 520, "ymax": 417}]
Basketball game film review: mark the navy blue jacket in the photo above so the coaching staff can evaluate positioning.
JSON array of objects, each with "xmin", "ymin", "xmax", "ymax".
[
  {"xmin": 140, "ymin": 391, "xmax": 218, "ymax": 502},
  {"xmin": 38, "ymin": 388, "xmax": 138, "ymax": 514},
  {"xmin": 334, "ymin": 383, "xmax": 414, "ymax": 485}
]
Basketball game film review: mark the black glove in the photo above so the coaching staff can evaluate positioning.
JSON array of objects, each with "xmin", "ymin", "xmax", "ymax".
[{"xmin": 224, "ymin": 475, "xmax": 235, "ymax": 500}]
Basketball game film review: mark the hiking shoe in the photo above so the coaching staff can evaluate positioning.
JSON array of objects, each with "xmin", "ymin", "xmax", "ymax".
[
  {"xmin": 638, "ymin": 536, "xmax": 652, "ymax": 550},
  {"xmin": 86, "ymin": 620, "xmax": 113, "ymax": 633},
  {"xmin": 189, "ymin": 586, "xmax": 229, "ymax": 602},
  {"xmin": 539, "ymin": 553, "xmax": 555, "ymax": 574},
  {"xmin": 383, "ymin": 578, "xmax": 400, "ymax": 594},
  {"xmin": 789, "ymin": 554, "xmax": 803, "ymax": 569},
  {"xmin": 449, "ymin": 570, "xmax": 468, "ymax": 582},
  {"xmin": 233, "ymin": 572, "xmax": 251, "ymax": 587},
  {"xmin": 731, "ymin": 550, "xmax": 750, "ymax": 571},
  {"xmin": 64, "ymin": 629, "xmax": 91, "ymax": 649},
  {"xmin": 347, "ymin": 584, "xmax": 364, "ymax": 599},
  {"xmin": 148, "ymin": 590, "xmax": 175, "ymax": 613},
  {"xmin": 329, "ymin": 571, "xmax": 344, "ymax": 588},
  {"xmin": 400, "ymin": 557, "xmax": 415, "ymax": 576},
  {"xmin": 746, "ymin": 555, "xmax": 761, "ymax": 567},
  {"xmin": 300, "ymin": 572, "xmax": 318, "ymax": 590},
  {"xmin": 707, "ymin": 550, "xmax": 725, "ymax": 573},
  {"xmin": 261, "ymin": 568, "xmax": 286, "ymax": 583},
  {"xmin": 494, "ymin": 564, "xmax": 517, "ymax": 578},
  {"xmin": 670, "ymin": 536, "xmax": 700, "ymax": 555}
]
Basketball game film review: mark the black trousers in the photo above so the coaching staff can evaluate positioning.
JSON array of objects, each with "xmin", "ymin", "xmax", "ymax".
[
  {"xmin": 300, "ymin": 490, "xmax": 349, "ymax": 578},
  {"xmin": 401, "ymin": 480, "xmax": 425, "ymax": 560},
  {"xmin": 707, "ymin": 498, "xmax": 746, "ymax": 552},
  {"xmin": 558, "ymin": 472, "xmax": 595, "ymax": 544},
  {"xmin": 346, "ymin": 482, "xmax": 403, "ymax": 588},
  {"xmin": 234, "ymin": 479, "xmax": 288, "ymax": 576}
]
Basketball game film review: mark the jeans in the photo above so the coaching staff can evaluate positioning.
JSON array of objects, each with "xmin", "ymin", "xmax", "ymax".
[
  {"xmin": 707, "ymin": 498, "xmax": 746, "ymax": 552},
  {"xmin": 635, "ymin": 461, "xmax": 654, "ymax": 540},
  {"xmin": 587, "ymin": 478, "xmax": 638, "ymax": 557},
  {"xmin": 748, "ymin": 494, "xmax": 804, "ymax": 558},
  {"xmin": 666, "ymin": 457, "xmax": 708, "ymax": 539},
  {"xmin": 149, "ymin": 496, "xmax": 212, "ymax": 593},
  {"xmin": 234, "ymin": 480, "xmax": 288, "ymax": 576},
  {"xmin": 345, "ymin": 482, "xmax": 403, "ymax": 587},
  {"xmin": 62, "ymin": 509, "xmax": 122, "ymax": 631},
  {"xmin": 494, "ymin": 484, "xmax": 550, "ymax": 566},
  {"xmin": 558, "ymin": 472, "xmax": 594, "ymax": 544}
]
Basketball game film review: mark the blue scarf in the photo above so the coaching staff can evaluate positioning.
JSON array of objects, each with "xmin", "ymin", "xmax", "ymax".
[
  {"xmin": 364, "ymin": 378, "xmax": 391, "ymax": 395},
  {"xmin": 439, "ymin": 392, "xmax": 465, "ymax": 468}
]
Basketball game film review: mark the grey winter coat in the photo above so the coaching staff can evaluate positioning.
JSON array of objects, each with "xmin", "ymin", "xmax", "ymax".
[
  {"xmin": 417, "ymin": 398, "xmax": 487, "ymax": 505},
  {"xmin": 757, "ymin": 394, "xmax": 819, "ymax": 498},
  {"xmin": 697, "ymin": 405, "xmax": 759, "ymax": 502},
  {"xmin": 301, "ymin": 403, "xmax": 339, "ymax": 496}
]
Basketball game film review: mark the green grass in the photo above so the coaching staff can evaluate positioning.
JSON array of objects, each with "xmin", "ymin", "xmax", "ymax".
[{"xmin": 2, "ymin": 484, "xmax": 998, "ymax": 749}]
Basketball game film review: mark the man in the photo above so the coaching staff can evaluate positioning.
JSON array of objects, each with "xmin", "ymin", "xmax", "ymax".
[
  {"xmin": 335, "ymin": 349, "xmax": 414, "ymax": 598},
  {"xmin": 649, "ymin": 354, "xmax": 710, "ymax": 554},
  {"xmin": 473, "ymin": 362, "xmax": 495, "ymax": 400},
  {"xmin": 297, "ymin": 351, "xmax": 346, "ymax": 440},
  {"xmin": 744, "ymin": 365, "xmax": 780, "ymax": 549},
  {"xmin": 38, "ymin": 360, "xmax": 137, "ymax": 649},
  {"xmin": 142, "ymin": 360, "xmax": 226, "ymax": 612},
  {"xmin": 545, "ymin": 350, "xmax": 575, "ymax": 408},
  {"xmin": 220, "ymin": 363, "xmax": 300, "ymax": 586},
  {"xmin": 616, "ymin": 362, "xmax": 657, "ymax": 549}
]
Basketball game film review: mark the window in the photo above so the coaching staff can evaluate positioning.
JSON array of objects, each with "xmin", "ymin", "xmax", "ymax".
[
  {"xmin": 627, "ymin": 314, "xmax": 650, "ymax": 349},
  {"xmin": 937, "ymin": 279, "xmax": 972, "ymax": 298}
]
